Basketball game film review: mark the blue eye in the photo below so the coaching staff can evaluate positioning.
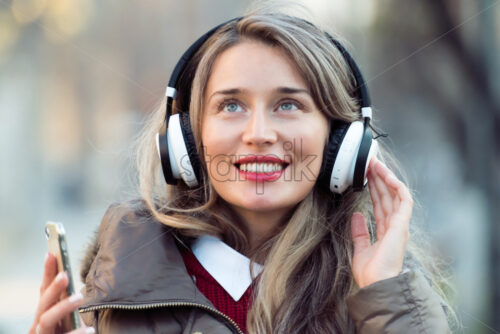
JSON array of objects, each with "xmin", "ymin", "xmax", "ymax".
[
  {"xmin": 278, "ymin": 102, "xmax": 299, "ymax": 111},
  {"xmin": 221, "ymin": 102, "xmax": 243, "ymax": 113},
  {"xmin": 217, "ymin": 99, "xmax": 302, "ymax": 113}
]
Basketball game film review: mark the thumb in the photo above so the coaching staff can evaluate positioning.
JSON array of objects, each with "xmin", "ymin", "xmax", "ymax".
[{"xmin": 351, "ymin": 212, "xmax": 371, "ymax": 252}]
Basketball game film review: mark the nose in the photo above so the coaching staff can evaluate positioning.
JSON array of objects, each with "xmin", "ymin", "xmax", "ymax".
[{"xmin": 241, "ymin": 108, "xmax": 278, "ymax": 147}]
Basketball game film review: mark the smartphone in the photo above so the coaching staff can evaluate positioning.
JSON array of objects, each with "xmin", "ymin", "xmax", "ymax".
[{"xmin": 45, "ymin": 222, "xmax": 81, "ymax": 330}]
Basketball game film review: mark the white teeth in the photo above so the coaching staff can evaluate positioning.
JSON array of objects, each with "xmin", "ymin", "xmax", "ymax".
[{"xmin": 238, "ymin": 163, "xmax": 284, "ymax": 173}]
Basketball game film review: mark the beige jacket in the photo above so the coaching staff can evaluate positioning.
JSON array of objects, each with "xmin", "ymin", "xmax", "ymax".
[{"xmin": 78, "ymin": 200, "xmax": 451, "ymax": 333}]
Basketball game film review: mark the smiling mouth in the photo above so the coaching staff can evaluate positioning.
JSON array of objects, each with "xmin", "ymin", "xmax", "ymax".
[
  {"xmin": 232, "ymin": 155, "xmax": 290, "ymax": 183},
  {"xmin": 234, "ymin": 162, "xmax": 289, "ymax": 173}
]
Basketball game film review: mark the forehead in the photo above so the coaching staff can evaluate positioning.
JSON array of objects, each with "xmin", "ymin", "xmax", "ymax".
[{"xmin": 205, "ymin": 40, "xmax": 308, "ymax": 96}]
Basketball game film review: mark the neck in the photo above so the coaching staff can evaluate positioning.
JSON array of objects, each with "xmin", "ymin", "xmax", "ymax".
[{"xmin": 231, "ymin": 206, "xmax": 292, "ymax": 253}]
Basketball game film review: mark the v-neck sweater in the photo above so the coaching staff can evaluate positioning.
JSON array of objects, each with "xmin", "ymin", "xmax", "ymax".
[{"xmin": 179, "ymin": 244, "xmax": 254, "ymax": 334}]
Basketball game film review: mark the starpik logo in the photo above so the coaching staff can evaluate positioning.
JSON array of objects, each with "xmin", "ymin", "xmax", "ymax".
[{"xmin": 177, "ymin": 138, "xmax": 322, "ymax": 194}]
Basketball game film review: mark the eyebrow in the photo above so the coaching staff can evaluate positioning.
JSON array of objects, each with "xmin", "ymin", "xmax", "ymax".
[{"xmin": 208, "ymin": 87, "xmax": 310, "ymax": 102}]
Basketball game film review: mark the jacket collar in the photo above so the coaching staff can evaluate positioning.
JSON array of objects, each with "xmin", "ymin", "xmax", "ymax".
[
  {"xmin": 79, "ymin": 201, "xmax": 215, "ymax": 310},
  {"xmin": 191, "ymin": 235, "xmax": 263, "ymax": 302}
]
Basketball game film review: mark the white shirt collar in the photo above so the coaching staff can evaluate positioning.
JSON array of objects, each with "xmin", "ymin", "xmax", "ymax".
[{"xmin": 191, "ymin": 235, "xmax": 263, "ymax": 302}]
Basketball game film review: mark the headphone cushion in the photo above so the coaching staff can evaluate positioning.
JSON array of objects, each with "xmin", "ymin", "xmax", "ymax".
[
  {"xmin": 179, "ymin": 112, "xmax": 203, "ymax": 184},
  {"xmin": 318, "ymin": 121, "xmax": 350, "ymax": 188}
]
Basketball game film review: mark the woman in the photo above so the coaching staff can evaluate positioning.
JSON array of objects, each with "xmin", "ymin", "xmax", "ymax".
[{"xmin": 30, "ymin": 5, "xmax": 456, "ymax": 334}]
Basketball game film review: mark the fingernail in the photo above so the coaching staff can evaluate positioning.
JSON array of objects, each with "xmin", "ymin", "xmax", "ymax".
[
  {"xmin": 55, "ymin": 271, "xmax": 66, "ymax": 283},
  {"xmin": 69, "ymin": 292, "xmax": 83, "ymax": 303},
  {"xmin": 388, "ymin": 175, "xmax": 398, "ymax": 183},
  {"xmin": 85, "ymin": 327, "xmax": 96, "ymax": 334},
  {"xmin": 44, "ymin": 253, "xmax": 49, "ymax": 263},
  {"xmin": 353, "ymin": 212, "xmax": 364, "ymax": 221}
]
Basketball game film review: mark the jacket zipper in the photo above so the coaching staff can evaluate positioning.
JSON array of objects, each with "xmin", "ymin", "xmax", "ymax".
[{"xmin": 79, "ymin": 301, "xmax": 244, "ymax": 334}]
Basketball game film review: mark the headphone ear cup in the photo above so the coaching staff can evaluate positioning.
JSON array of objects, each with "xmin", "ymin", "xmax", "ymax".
[
  {"xmin": 178, "ymin": 112, "xmax": 203, "ymax": 187},
  {"xmin": 157, "ymin": 128, "xmax": 177, "ymax": 185},
  {"xmin": 318, "ymin": 121, "xmax": 350, "ymax": 191},
  {"xmin": 353, "ymin": 123, "xmax": 378, "ymax": 191}
]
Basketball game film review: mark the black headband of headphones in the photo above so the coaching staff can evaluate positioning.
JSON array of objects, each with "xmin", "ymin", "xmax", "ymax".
[{"xmin": 164, "ymin": 16, "xmax": 371, "ymax": 127}]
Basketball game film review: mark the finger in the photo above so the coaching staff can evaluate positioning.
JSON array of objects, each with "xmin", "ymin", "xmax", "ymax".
[
  {"xmin": 68, "ymin": 327, "xmax": 96, "ymax": 334},
  {"xmin": 382, "ymin": 173, "xmax": 401, "ymax": 212},
  {"xmin": 367, "ymin": 172, "xmax": 385, "ymax": 240},
  {"xmin": 378, "ymin": 161, "xmax": 407, "ymax": 210},
  {"xmin": 351, "ymin": 212, "xmax": 371, "ymax": 252},
  {"xmin": 40, "ymin": 253, "xmax": 58, "ymax": 295},
  {"xmin": 37, "ymin": 292, "xmax": 84, "ymax": 334},
  {"xmin": 373, "ymin": 158, "xmax": 402, "ymax": 197},
  {"xmin": 394, "ymin": 182, "xmax": 414, "ymax": 225},
  {"xmin": 381, "ymin": 168, "xmax": 413, "ymax": 221},
  {"xmin": 372, "ymin": 160, "xmax": 394, "ymax": 219},
  {"xmin": 374, "ymin": 160, "xmax": 414, "ymax": 235},
  {"xmin": 382, "ymin": 191, "xmax": 413, "ymax": 246},
  {"xmin": 35, "ymin": 271, "xmax": 68, "ymax": 323},
  {"xmin": 67, "ymin": 326, "xmax": 96, "ymax": 334}
]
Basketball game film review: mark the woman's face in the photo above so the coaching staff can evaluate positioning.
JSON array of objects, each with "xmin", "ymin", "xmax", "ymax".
[{"xmin": 201, "ymin": 40, "xmax": 329, "ymax": 223}]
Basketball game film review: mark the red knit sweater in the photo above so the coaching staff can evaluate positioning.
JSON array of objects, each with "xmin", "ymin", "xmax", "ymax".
[{"xmin": 179, "ymin": 244, "xmax": 254, "ymax": 334}]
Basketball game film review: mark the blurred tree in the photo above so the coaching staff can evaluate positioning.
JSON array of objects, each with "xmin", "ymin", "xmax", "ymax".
[
  {"xmin": 373, "ymin": 0, "xmax": 499, "ymax": 332},
  {"xmin": 419, "ymin": 1, "xmax": 499, "ymax": 331}
]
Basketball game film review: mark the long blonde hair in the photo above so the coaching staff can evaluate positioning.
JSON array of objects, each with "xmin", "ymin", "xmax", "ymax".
[{"xmin": 134, "ymin": 2, "xmax": 458, "ymax": 333}]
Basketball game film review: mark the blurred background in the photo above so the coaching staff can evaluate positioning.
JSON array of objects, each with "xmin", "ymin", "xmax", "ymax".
[{"xmin": 0, "ymin": 0, "xmax": 498, "ymax": 332}]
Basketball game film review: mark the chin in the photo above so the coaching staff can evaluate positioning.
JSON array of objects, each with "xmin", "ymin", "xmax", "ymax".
[
  {"xmin": 214, "ymin": 182, "xmax": 311, "ymax": 214},
  {"xmin": 233, "ymin": 194, "xmax": 297, "ymax": 213}
]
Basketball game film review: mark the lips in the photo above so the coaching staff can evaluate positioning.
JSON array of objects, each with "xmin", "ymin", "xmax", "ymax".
[
  {"xmin": 233, "ymin": 155, "xmax": 289, "ymax": 182},
  {"xmin": 233, "ymin": 155, "xmax": 290, "ymax": 169}
]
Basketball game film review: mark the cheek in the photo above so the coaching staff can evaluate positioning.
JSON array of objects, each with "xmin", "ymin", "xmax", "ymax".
[
  {"xmin": 201, "ymin": 121, "xmax": 221, "ymax": 157},
  {"xmin": 293, "ymin": 128, "xmax": 328, "ymax": 172},
  {"xmin": 202, "ymin": 119, "xmax": 236, "ymax": 150},
  {"xmin": 202, "ymin": 123, "xmax": 237, "ymax": 182}
]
